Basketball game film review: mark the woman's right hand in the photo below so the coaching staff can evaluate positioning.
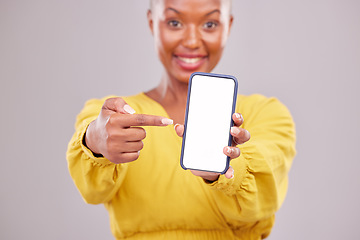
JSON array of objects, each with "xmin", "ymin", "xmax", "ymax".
[{"xmin": 85, "ymin": 97, "xmax": 173, "ymax": 164}]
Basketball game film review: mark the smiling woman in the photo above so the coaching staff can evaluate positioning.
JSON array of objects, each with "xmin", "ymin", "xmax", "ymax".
[
  {"xmin": 148, "ymin": 0, "xmax": 233, "ymax": 84},
  {"xmin": 66, "ymin": 0, "xmax": 296, "ymax": 239}
]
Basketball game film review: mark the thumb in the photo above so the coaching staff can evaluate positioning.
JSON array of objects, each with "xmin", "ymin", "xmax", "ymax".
[
  {"xmin": 103, "ymin": 97, "xmax": 136, "ymax": 114},
  {"xmin": 174, "ymin": 124, "xmax": 184, "ymax": 137}
]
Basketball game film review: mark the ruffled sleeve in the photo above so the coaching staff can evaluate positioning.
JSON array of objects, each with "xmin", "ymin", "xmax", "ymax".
[
  {"xmin": 206, "ymin": 94, "xmax": 296, "ymax": 223},
  {"xmin": 66, "ymin": 97, "xmax": 128, "ymax": 204}
]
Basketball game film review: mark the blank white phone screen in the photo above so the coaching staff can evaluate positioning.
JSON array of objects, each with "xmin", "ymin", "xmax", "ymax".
[{"xmin": 181, "ymin": 74, "xmax": 236, "ymax": 173}]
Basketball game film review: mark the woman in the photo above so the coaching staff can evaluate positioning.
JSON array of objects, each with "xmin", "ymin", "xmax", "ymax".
[{"xmin": 67, "ymin": 0, "xmax": 296, "ymax": 239}]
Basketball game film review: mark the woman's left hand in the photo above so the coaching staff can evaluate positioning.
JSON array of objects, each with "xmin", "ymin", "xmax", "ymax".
[{"xmin": 174, "ymin": 113, "xmax": 251, "ymax": 182}]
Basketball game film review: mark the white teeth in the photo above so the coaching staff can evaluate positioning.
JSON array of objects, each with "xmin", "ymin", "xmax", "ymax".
[{"xmin": 177, "ymin": 57, "xmax": 202, "ymax": 64}]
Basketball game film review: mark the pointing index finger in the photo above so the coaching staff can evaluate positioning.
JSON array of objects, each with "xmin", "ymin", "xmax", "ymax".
[{"xmin": 118, "ymin": 114, "xmax": 173, "ymax": 127}]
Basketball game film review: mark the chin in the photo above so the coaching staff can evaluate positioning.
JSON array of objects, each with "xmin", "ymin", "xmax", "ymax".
[
  {"xmin": 176, "ymin": 68, "xmax": 212, "ymax": 84},
  {"xmin": 176, "ymin": 71, "xmax": 196, "ymax": 84}
]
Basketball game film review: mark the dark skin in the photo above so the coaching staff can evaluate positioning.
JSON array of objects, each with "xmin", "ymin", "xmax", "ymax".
[{"xmin": 85, "ymin": 0, "xmax": 251, "ymax": 181}]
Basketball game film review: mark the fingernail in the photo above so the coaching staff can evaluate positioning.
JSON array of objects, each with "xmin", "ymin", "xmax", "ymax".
[
  {"xmin": 124, "ymin": 104, "xmax": 135, "ymax": 114},
  {"xmin": 231, "ymin": 127, "xmax": 240, "ymax": 135},
  {"xmin": 174, "ymin": 123, "xmax": 180, "ymax": 130},
  {"xmin": 231, "ymin": 169, "xmax": 235, "ymax": 179},
  {"xmin": 226, "ymin": 147, "xmax": 232, "ymax": 154},
  {"xmin": 245, "ymin": 129, "xmax": 251, "ymax": 139},
  {"xmin": 235, "ymin": 113, "xmax": 241, "ymax": 119},
  {"xmin": 161, "ymin": 118, "xmax": 173, "ymax": 125}
]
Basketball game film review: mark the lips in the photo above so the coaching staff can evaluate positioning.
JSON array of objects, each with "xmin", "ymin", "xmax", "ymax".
[{"xmin": 173, "ymin": 54, "xmax": 207, "ymax": 71}]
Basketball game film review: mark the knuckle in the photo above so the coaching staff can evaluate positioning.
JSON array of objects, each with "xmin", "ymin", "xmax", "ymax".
[
  {"xmin": 104, "ymin": 98, "xmax": 112, "ymax": 105},
  {"xmin": 106, "ymin": 114, "xmax": 117, "ymax": 126},
  {"xmin": 106, "ymin": 115, "xmax": 122, "ymax": 132},
  {"xmin": 106, "ymin": 129, "xmax": 120, "ymax": 141},
  {"xmin": 118, "ymin": 130, "xmax": 127, "ymax": 139},
  {"xmin": 105, "ymin": 130, "xmax": 115, "ymax": 142},
  {"xmin": 113, "ymin": 97, "xmax": 124, "ymax": 106},
  {"xmin": 135, "ymin": 115, "xmax": 147, "ymax": 125}
]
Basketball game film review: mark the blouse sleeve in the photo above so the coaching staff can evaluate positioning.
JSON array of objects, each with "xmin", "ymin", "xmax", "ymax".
[
  {"xmin": 66, "ymin": 97, "xmax": 128, "ymax": 204},
  {"xmin": 206, "ymin": 94, "xmax": 296, "ymax": 223}
]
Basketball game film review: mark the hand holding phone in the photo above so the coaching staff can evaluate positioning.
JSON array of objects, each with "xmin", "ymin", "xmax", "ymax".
[{"xmin": 180, "ymin": 72, "xmax": 239, "ymax": 175}]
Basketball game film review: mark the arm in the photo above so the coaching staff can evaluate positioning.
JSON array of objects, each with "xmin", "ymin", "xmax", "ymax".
[
  {"xmin": 66, "ymin": 97, "xmax": 173, "ymax": 204},
  {"xmin": 66, "ymin": 97, "xmax": 128, "ymax": 204},
  {"xmin": 175, "ymin": 95, "xmax": 296, "ymax": 222},
  {"xmin": 208, "ymin": 95, "xmax": 296, "ymax": 222}
]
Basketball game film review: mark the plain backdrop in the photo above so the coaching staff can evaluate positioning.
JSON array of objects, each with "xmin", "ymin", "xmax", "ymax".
[{"xmin": 1, "ymin": 0, "xmax": 359, "ymax": 239}]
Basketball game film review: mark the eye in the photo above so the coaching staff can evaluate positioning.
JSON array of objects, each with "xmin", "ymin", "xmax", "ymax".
[
  {"xmin": 168, "ymin": 20, "xmax": 182, "ymax": 28},
  {"xmin": 203, "ymin": 21, "xmax": 218, "ymax": 29}
]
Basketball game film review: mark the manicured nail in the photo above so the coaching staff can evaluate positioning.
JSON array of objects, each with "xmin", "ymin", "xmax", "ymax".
[
  {"xmin": 230, "ymin": 169, "xmax": 235, "ymax": 179},
  {"xmin": 226, "ymin": 147, "xmax": 232, "ymax": 154},
  {"xmin": 245, "ymin": 129, "xmax": 251, "ymax": 139},
  {"xmin": 235, "ymin": 113, "xmax": 241, "ymax": 119},
  {"xmin": 124, "ymin": 104, "xmax": 135, "ymax": 114},
  {"xmin": 231, "ymin": 127, "xmax": 240, "ymax": 135},
  {"xmin": 161, "ymin": 118, "xmax": 173, "ymax": 125},
  {"xmin": 174, "ymin": 123, "xmax": 180, "ymax": 130}
]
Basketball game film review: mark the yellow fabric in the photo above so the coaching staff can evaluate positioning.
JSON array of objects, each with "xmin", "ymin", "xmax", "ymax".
[{"xmin": 66, "ymin": 93, "xmax": 296, "ymax": 240}]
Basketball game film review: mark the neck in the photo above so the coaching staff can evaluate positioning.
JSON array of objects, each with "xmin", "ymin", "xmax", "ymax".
[
  {"xmin": 145, "ymin": 72, "xmax": 189, "ymax": 124},
  {"xmin": 150, "ymin": 72, "xmax": 188, "ymax": 105}
]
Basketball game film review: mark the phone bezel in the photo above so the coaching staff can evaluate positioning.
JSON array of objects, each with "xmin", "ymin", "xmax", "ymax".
[{"xmin": 180, "ymin": 72, "xmax": 238, "ymax": 174}]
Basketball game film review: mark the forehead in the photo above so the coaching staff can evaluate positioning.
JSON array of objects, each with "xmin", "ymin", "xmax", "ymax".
[{"xmin": 151, "ymin": 0, "xmax": 230, "ymax": 12}]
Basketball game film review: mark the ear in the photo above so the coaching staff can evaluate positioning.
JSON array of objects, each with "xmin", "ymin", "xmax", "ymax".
[
  {"xmin": 147, "ymin": 10, "xmax": 154, "ymax": 35},
  {"xmin": 228, "ymin": 14, "xmax": 234, "ymax": 36}
]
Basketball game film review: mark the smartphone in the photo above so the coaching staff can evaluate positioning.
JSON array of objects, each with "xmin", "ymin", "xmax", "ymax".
[{"xmin": 180, "ymin": 72, "xmax": 238, "ymax": 174}]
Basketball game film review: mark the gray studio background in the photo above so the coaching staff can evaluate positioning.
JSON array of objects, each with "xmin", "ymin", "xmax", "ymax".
[{"xmin": 1, "ymin": 0, "xmax": 359, "ymax": 239}]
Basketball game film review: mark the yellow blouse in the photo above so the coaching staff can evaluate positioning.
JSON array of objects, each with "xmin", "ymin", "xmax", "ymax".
[{"xmin": 66, "ymin": 93, "xmax": 296, "ymax": 240}]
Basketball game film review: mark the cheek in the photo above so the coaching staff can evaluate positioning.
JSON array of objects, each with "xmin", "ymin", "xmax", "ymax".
[
  {"xmin": 203, "ymin": 31, "xmax": 226, "ymax": 58},
  {"xmin": 156, "ymin": 27, "xmax": 181, "ymax": 59}
]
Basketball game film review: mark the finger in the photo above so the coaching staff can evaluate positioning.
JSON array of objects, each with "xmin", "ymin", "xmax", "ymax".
[
  {"xmin": 230, "ymin": 127, "xmax": 251, "ymax": 145},
  {"xmin": 123, "ymin": 141, "xmax": 144, "ymax": 152},
  {"xmin": 224, "ymin": 166, "xmax": 234, "ymax": 179},
  {"xmin": 174, "ymin": 124, "xmax": 184, "ymax": 137},
  {"xmin": 103, "ymin": 97, "xmax": 136, "ymax": 114},
  {"xmin": 114, "ymin": 113, "xmax": 173, "ymax": 127},
  {"xmin": 106, "ymin": 126, "xmax": 146, "ymax": 143},
  {"xmin": 190, "ymin": 170, "xmax": 220, "ymax": 182},
  {"xmin": 122, "ymin": 127, "xmax": 146, "ymax": 141},
  {"xmin": 232, "ymin": 113, "xmax": 244, "ymax": 127},
  {"xmin": 223, "ymin": 146, "xmax": 241, "ymax": 159},
  {"xmin": 110, "ymin": 151, "xmax": 140, "ymax": 164}
]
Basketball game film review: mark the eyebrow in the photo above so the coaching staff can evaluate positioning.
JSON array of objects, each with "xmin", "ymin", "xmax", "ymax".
[
  {"xmin": 165, "ymin": 8, "xmax": 221, "ymax": 16},
  {"xmin": 205, "ymin": 9, "xmax": 221, "ymax": 16},
  {"xmin": 165, "ymin": 8, "xmax": 180, "ymax": 14}
]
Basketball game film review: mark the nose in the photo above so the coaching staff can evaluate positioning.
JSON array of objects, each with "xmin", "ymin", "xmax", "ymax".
[{"xmin": 182, "ymin": 24, "xmax": 201, "ymax": 49}]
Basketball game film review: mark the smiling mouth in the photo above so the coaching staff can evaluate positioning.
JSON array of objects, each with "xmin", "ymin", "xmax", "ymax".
[
  {"xmin": 177, "ymin": 56, "xmax": 204, "ymax": 64},
  {"xmin": 173, "ymin": 54, "xmax": 207, "ymax": 71}
]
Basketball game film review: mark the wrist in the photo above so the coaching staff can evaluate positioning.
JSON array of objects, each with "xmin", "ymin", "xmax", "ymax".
[
  {"xmin": 84, "ymin": 121, "xmax": 103, "ymax": 157},
  {"xmin": 202, "ymin": 174, "xmax": 220, "ymax": 183}
]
